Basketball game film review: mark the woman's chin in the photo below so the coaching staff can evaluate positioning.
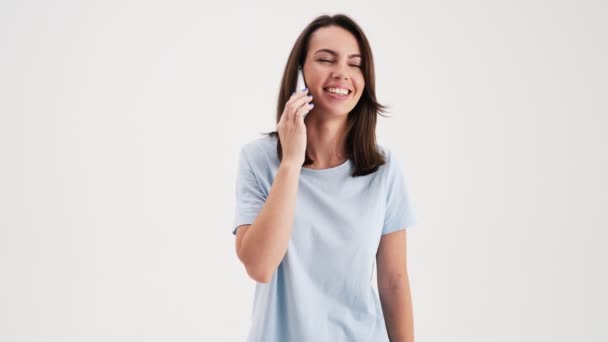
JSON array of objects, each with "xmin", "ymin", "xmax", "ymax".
[{"xmin": 313, "ymin": 103, "xmax": 352, "ymax": 117}]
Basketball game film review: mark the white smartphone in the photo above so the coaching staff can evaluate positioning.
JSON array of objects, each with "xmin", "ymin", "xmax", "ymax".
[
  {"xmin": 296, "ymin": 66, "xmax": 306, "ymax": 93},
  {"xmin": 295, "ymin": 66, "xmax": 311, "ymax": 117}
]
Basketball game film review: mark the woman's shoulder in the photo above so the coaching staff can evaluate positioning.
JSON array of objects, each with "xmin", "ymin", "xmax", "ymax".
[
  {"xmin": 239, "ymin": 134, "xmax": 277, "ymax": 167},
  {"xmin": 375, "ymin": 143, "xmax": 394, "ymax": 169},
  {"xmin": 376, "ymin": 143, "xmax": 391, "ymax": 159},
  {"xmin": 375, "ymin": 143, "xmax": 408, "ymax": 176}
]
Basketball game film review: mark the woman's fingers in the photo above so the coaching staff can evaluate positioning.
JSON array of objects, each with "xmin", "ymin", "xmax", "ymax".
[
  {"xmin": 280, "ymin": 90, "xmax": 305, "ymax": 125},
  {"xmin": 294, "ymin": 102, "xmax": 314, "ymax": 125},
  {"xmin": 287, "ymin": 88, "xmax": 309, "ymax": 104},
  {"xmin": 286, "ymin": 90, "xmax": 313, "ymax": 124},
  {"xmin": 291, "ymin": 95, "xmax": 313, "ymax": 123}
]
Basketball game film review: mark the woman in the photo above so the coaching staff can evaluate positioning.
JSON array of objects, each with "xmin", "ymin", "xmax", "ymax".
[{"xmin": 232, "ymin": 14, "xmax": 417, "ymax": 342}]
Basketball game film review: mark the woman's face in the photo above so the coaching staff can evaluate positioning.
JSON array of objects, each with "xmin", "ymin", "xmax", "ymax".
[{"xmin": 303, "ymin": 25, "xmax": 365, "ymax": 118}]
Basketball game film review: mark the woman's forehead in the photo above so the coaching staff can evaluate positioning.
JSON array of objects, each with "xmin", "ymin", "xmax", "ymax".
[{"xmin": 308, "ymin": 26, "xmax": 361, "ymax": 56}]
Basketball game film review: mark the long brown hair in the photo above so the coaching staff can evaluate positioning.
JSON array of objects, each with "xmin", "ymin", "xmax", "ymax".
[{"xmin": 261, "ymin": 14, "xmax": 392, "ymax": 177}]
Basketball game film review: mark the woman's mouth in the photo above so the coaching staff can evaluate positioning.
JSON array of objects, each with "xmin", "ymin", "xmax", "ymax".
[{"xmin": 323, "ymin": 87, "xmax": 352, "ymax": 101}]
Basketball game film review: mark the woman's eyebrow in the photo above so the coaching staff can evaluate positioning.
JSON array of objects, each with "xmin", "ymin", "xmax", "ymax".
[{"xmin": 314, "ymin": 48, "xmax": 361, "ymax": 59}]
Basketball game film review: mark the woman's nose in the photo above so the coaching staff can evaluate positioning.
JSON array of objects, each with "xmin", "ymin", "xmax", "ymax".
[
  {"xmin": 330, "ymin": 61, "xmax": 350, "ymax": 80},
  {"xmin": 331, "ymin": 70, "xmax": 349, "ymax": 80}
]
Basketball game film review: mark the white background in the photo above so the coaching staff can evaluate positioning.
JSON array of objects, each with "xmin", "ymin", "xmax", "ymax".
[{"xmin": 1, "ymin": 1, "xmax": 606, "ymax": 341}]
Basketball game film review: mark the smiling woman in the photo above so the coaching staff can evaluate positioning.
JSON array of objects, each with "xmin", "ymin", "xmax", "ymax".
[
  {"xmin": 232, "ymin": 13, "xmax": 417, "ymax": 342},
  {"xmin": 307, "ymin": 32, "xmax": 365, "ymax": 115},
  {"xmin": 265, "ymin": 15, "xmax": 393, "ymax": 174}
]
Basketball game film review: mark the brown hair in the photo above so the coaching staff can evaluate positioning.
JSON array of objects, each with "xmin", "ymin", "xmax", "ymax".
[{"xmin": 261, "ymin": 14, "xmax": 392, "ymax": 177}]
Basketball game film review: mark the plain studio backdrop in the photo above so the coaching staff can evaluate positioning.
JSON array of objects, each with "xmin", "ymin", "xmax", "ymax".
[{"xmin": 1, "ymin": 1, "xmax": 606, "ymax": 341}]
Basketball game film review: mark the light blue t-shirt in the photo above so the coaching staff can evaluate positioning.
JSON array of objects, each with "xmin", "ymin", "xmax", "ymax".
[{"xmin": 232, "ymin": 134, "xmax": 417, "ymax": 342}]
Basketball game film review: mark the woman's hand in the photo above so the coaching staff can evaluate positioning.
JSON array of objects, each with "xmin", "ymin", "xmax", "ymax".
[{"xmin": 277, "ymin": 88, "xmax": 314, "ymax": 166}]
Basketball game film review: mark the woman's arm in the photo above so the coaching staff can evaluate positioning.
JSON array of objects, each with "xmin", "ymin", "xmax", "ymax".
[
  {"xmin": 377, "ymin": 229, "xmax": 415, "ymax": 342},
  {"xmin": 237, "ymin": 161, "xmax": 302, "ymax": 283}
]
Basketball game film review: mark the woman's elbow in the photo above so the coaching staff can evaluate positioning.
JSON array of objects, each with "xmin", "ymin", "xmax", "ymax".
[
  {"xmin": 246, "ymin": 265, "xmax": 272, "ymax": 283},
  {"xmin": 235, "ymin": 225, "xmax": 273, "ymax": 283}
]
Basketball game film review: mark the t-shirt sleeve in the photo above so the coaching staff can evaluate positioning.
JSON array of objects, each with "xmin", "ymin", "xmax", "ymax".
[
  {"xmin": 382, "ymin": 150, "xmax": 417, "ymax": 235},
  {"xmin": 232, "ymin": 146, "xmax": 266, "ymax": 235}
]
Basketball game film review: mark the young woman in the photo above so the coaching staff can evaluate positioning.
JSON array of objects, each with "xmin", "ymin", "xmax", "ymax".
[{"xmin": 232, "ymin": 14, "xmax": 417, "ymax": 342}]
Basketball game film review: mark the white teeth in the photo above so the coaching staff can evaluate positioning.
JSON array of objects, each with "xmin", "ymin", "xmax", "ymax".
[{"xmin": 326, "ymin": 87, "xmax": 349, "ymax": 95}]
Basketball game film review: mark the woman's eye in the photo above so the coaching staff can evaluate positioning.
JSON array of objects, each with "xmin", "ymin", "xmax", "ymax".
[{"xmin": 319, "ymin": 59, "xmax": 361, "ymax": 68}]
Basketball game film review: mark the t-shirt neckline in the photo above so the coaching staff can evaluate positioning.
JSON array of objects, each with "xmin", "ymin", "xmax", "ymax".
[
  {"xmin": 301, "ymin": 158, "xmax": 351, "ymax": 174},
  {"xmin": 265, "ymin": 134, "xmax": 351, "ymax": 175}
]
